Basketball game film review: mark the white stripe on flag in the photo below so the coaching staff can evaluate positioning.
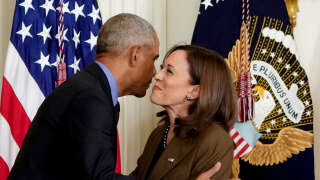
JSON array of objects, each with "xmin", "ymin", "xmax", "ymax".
[
  {"xmin": 4, "ymin": 42, "xmax": 45, "ymax": 120},
  {"xmin": 234, "ymin": 140, "xmax": 248, "ymax": 157},
  {"xmin": 242, "ymin": 146, "xmax": 252, "ymax": 155},
  {"xmin": 229, "ymin": 127, "xmax": 237, "ymax": 136},
  {"xmin": 0, "ymin": 114, "xmax": 20, "ymax": 170},
  {"xmin": 233, "ymin": 134, "xmax": 241, "ymax": 143}
]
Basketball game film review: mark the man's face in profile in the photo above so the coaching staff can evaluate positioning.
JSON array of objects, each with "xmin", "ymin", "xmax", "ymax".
[{"xmin": 132, "ymin": 34, "xmax": 160, "ymax": 97}]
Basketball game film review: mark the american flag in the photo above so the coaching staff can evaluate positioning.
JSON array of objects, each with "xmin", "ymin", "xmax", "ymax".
[
  {"xmin": 229, "ymin": 127, "xmax": 252, "ymax": 159},
  {"xmin": 0, "ymin": 0, "xmax": 114, "ymax": 179}
]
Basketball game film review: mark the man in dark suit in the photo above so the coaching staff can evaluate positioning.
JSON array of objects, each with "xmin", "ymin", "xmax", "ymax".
[
  {"xmin": 7, "ymin": 13, "xmax": 224, "ymax": 180},
  {"xmin": 8, "ymin": 13, "xmax": 158, "ymax": 180}
]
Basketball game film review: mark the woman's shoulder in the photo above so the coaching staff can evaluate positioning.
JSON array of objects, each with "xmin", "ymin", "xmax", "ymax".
[
  {"xmin": 196, "ymin": 123, "xmax": 234, "ymax": 149},
  {"xmin": 148, "ymin": 122, "xmax": 167, "ymax": 138}
]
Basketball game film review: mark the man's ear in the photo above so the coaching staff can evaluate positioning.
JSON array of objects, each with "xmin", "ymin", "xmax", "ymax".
[
  {"xmin": 128, "ymin": 45, "xmax": 141, "ymax": 67},
  {"xmin": 188, "ymin": 85, "xmax": 200, "ymax": 100}
]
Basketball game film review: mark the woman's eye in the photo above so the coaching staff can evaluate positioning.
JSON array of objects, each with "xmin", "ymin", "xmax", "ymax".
[
  {"xmin": 167, "ymin": 69, "xmax": 173, "ymax": 74},
  {"xmin": 160, "ymin": 65, "xmax": 163, "ymax": 69}
]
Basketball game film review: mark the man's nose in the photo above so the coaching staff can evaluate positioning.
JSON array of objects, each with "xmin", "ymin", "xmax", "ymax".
[
  {"xmin": 154, "ymin": 69, "xmax": 163, "ymax": 81},
  {"xmin": 152, "ymin": 66, "xmax": 156, "ymax": 77}
]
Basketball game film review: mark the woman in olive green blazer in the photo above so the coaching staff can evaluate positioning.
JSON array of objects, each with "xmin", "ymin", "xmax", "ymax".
[
  {"xmin": 131, "ymin": 122, "xmax": 234, "ymax": 180},
  {"xmin": 131, "ymin": 45, "xmax": 237, "ymax": 180}
]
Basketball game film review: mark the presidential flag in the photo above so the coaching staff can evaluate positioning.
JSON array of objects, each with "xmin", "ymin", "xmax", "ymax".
[
  {"xmin": 0, "ymin": 0, "xmax": 115, "ymax": 179},
  {"xmin": 192, "ymin": 0, "xmax": 314, "ymax": 179}
]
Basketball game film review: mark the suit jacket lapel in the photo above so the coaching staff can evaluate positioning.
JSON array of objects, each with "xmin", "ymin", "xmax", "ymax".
[
  {"xmin": 84, "ymin": 63, "xmax": 119, "ymax": 158},
  {"xmin": 85, "ymin": 63, "xmax": 113, "ymax": 102},
  {"xmin": 85, "ymin": 63, "xmax": 120, "ymax": 123},
  {"xmin": 149, "ymin": 134, "xmax": 195, "ymax": 179}
]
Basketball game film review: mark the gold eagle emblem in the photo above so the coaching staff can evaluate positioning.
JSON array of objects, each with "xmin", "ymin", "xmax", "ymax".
[{"xmin": 226, "ymin": 17, "xmax": 314, "ymax": 178}]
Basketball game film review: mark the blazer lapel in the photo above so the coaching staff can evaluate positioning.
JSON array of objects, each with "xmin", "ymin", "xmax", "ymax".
[
  {"xmin": 138, "ymin": 125, "xmax": 166, "ymax": 180},
  {"xmin": 148, "ymin": 135, "xmax": 195, "ymax": 179}
]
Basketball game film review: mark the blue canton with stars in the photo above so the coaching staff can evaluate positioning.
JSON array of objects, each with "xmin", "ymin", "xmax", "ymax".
[{"xmin": 11, "ymin": 0, "xmax": 102, "ymax": 97}]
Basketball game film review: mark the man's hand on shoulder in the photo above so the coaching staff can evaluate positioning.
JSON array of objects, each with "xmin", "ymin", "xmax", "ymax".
[{"xmin": 196, "ymin": 162, "xmax": 241, "ymax": 180}]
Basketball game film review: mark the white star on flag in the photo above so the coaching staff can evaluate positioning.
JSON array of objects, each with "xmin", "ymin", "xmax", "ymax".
[
  {"xmin": 261, "ymin": 49, "xmax": 267, "ymax": 55},
  {"xmin": 306, "ymin": 111, "xmax": 311, "ymax": 116},
  {"xmin": 56, "ymin": 1, "xmax": 70, "ymax": 14},
  {"xmin": 277, "ymin": 57, "xmax": 282, "ymax": 63},
  {"xmin": 35, "ymin": 52, "xmax": 51, "ymax": 72},
  {"xmin": 55, "ymin": 28, "xmax": 69, "ymax": 44},
  {"xmin": 303, "ymin": 90, "xmax": 307, "ymax": 95},
  {"xmin": 73, "ymin": 29, "xmax": 81, "ymax": 48},
  {"xmin": 285, "ymin": 64, "xmax": 290, "ymax": 69},
  {"xmin": 277, "ymin": 109, "xmax": 282, "ymax": 114},
  {"xmin": 85, "ymin": 32, "xmax": 97, "ymax": 51},
  {"xmin": 72, "ymin": 2, "xmax": 85, "ymax": 21},
  {"xmin": 293, "ymin": 72, "xmax": 298, "ymax": 77},
  {"xmin": 201, "ymin": 0, "xmax": 213, "ymax": 10},
  {"xmin": 270, "ymin": 52, "xmax": 275, "ymax": 58},
  {"xmin": 299, "ymin": 80, "xmax": 305, "ymax": 86},
  {"xmin": 16, "ymin": 22, "xmax": 33, "ymax": 43},
  {"xmin": 69, "ymin": 56, "xmax": 81, "ymax": 74},
  {"xmin": 266, "ymin": 128, "xmax": 271, "ymax": 133},
  {"xmin": 88, "ymin": 5, "xmax": 101, "ymax": 24},
  {"xmin": 40, "ymin": 0, "xmax": 55, "ymax": 16},
  {"xmin": 19, "ymin": 0, "xmax": 35, "ymax": 15},
  {"xmin": 37, "ymin": 24, "xmax": 52, "ymax": 44},
  {"xmin": 51, "ymin": 55, "xmax": 60, "ymax": 68},
  {"xmin": 282, "ymin": 117, "xmax": 287, "ymax": 122},
  {"xmin": 304, "ymin": 101, "xmax": 310, "ymax": 106},
  {"xmin": 270, "ymin": 120, "xmax": 276, "ymax": 125}
]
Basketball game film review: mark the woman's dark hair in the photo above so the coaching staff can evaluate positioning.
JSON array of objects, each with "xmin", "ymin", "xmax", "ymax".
[{"xmin": 158, "ymin": 45, "xmax": 237, "ymax": 137}]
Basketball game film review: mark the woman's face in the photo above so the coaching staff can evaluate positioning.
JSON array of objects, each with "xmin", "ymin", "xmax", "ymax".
[{"xmin": 150, "ymin": 50, "xmax": 195, "ymax": 107}]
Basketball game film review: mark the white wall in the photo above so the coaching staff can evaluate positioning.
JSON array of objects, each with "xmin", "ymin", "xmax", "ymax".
[
  {"xmin": 166, "ymin": 0, "xmax": 200, "ymax": 48},
  {"xmin": 295, "ymin": 1, "xmax": 320, "ymax": 179}
]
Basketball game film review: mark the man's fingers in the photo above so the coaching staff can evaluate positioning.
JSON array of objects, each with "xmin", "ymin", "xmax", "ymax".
[
  {"xmin": 196, "ymin": 162, "xmax": 221, "ymax": 180},
  {"xmin": 206, "ymin": 162, "xmax": 221, "ymax": 176}
]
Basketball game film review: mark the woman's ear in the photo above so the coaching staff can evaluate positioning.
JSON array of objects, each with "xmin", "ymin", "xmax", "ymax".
[{"xmin": 189, "ymin": 85, "xmax": 200, "ymax": 100}]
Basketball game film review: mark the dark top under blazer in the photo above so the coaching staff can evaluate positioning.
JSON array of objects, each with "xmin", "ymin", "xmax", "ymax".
[
  {"xmin": 131, "ymin": 122, "xmax": 234, "ymax": 180},
  {"xmin": 8, "ymin": 63, "xmax": 134, "ymax": 180}
]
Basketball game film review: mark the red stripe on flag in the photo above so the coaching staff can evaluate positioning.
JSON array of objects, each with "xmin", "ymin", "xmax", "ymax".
[
  {"xmin": 0, "ymin": 77, "xmax": 31, "ymax": 147},
  {"xmin": 0, "ymin": 156, "xmax": 9, "ymax": 180},
  {"xmin": 235, "ymin": 137, "xmax": 244, "ymax": 146},
  {"xmin": 115, "ymin": 130, "xmax": 121, "ymax": 173},
  {"xmin": 232, "ymin": 131, "xmax": 239, "ymax": 139},
  {"xmin": 235, "ymin": 143, "xmax": 249, "ymax": 159}
]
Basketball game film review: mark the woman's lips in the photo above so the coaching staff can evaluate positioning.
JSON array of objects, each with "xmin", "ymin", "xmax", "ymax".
[{"xmin": 152, "ymin": 85, "xmax": 161, "ymax": 91}]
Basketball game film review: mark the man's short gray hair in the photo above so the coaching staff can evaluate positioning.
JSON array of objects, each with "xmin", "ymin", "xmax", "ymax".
[{"xmin": 96, "ymin": 13, "xmax": 156, "ymax": 55}]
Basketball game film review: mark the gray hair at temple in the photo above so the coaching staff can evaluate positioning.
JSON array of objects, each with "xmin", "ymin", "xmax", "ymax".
[{"xmin": 96, "ymin": 13, "xmax": 156, "ymax": 55}]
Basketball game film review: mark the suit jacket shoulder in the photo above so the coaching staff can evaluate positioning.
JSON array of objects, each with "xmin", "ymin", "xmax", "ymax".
[{"xmin": 8, "ymin": 63, "xmax": 134, "ymax": 180}]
